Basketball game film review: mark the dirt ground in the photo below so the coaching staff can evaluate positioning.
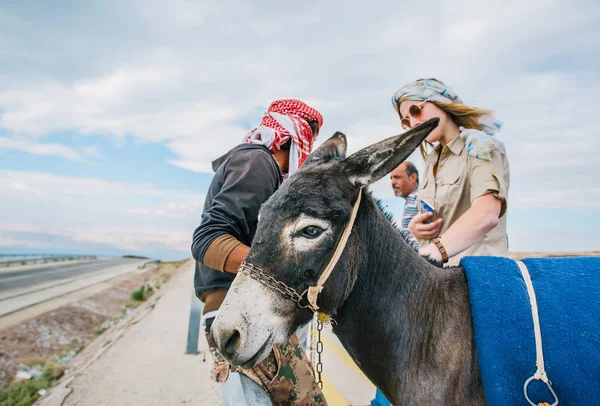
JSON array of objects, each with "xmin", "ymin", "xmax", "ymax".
[{"xmin": 0, "ymin": 260, "xmax": 187, "ymax": 388}]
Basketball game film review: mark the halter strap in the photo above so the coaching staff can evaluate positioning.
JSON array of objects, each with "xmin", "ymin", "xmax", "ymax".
[{"xmin": 305, "ymin": 188, "xmax": 363, "ymax": 311}]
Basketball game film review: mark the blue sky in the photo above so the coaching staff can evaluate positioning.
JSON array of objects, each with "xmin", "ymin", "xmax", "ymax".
[{"xmin": 1, "ymin": 1, "xmax": 599, "ymax": 260}]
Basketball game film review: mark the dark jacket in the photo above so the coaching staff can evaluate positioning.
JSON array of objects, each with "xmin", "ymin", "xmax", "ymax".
[{"xmin": 192, "ymin": 144, "xmax": 283, "ymax": 303}]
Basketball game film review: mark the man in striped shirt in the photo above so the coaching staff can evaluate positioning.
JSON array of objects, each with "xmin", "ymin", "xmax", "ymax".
[
  {"xmin": 390, "ymin": 161, "xmax": 420, "ymax": 250},
  {"xmin": 373, "ymin": 161, "xmax": 422, "ymax": 406}
]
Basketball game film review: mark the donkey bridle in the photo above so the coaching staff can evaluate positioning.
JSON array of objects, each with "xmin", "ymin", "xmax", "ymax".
[
  {"xmin": 238, "ymin": 188, "xmax": 364, "ymax": 312},
  {"xmin": 238, "ymin": 261, "xmax": 307, "ymax": 306}
]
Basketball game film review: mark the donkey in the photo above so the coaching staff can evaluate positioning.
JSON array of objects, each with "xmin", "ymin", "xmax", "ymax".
[{"xmin": 211, "ymin": 118, "xmax": 486, "ymax": 404}]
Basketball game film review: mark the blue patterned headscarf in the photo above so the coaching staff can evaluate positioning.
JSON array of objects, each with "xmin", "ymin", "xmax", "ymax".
[{"xmin": 392, "ymin": 78, "xmax": 504, "ymax": 160}]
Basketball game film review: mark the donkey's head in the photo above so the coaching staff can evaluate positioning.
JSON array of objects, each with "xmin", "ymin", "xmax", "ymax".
[{"xmin": 211, "ymin": 119, "xmax": 439, "ymax": 368}]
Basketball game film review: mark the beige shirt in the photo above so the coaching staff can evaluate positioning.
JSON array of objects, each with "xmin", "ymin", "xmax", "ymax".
[{"xmin": 418, "ymin": 135, "xmax": 510, "ymax": 266}]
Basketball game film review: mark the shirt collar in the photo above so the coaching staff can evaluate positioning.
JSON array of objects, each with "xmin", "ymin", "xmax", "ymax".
[
  {"xmin": 425, "ymin": 144, "xmax": 441, "ymax": 163},
  {"xmin": 446, "ymin": 134, "xmax": 465, "ymax": 155},
  {"xmin": 425, "ymin": 135, "xmax": 465, "ymax": 163}
]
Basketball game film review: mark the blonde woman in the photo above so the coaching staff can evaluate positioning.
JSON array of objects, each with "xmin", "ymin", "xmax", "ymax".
[{"xmin": 392, "ymin": 78, "xmax": 510, "ymax": 266}]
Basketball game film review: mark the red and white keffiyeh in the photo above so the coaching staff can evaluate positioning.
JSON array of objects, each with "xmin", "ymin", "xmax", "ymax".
[{"xmin": 243, "ymin": 99, "xmax": 323, "ymax": 175}]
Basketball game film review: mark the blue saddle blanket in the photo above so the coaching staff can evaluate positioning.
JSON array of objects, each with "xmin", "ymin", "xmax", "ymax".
[{"xmin": 461, "ymin": 256, "xmax": 600, "ymax": 405}]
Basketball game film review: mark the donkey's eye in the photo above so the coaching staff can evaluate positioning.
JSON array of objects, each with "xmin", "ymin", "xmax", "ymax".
[{"xmin": 301, "ymin": 226, "xmax": 324, "ymax": 238}]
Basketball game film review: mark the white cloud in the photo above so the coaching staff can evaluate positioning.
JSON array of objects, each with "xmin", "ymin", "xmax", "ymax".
[
  {"xmin": 71, "ymin": 225, "xmax": 192, "ymax": 253},
  {"xmin": 123, "ymin": 201, "xmax": 201, "ymax": 219},
  {"xmin": 1, "ymin": 2, "xmax": 596, "ymax": 179},
  {"xmin": 166, "ymin": 159, "xmax": 213, "ymax": 173},
  {"xmin": 0, "ymin": 170, "xmax": 205, "ymax": 253},
  {"xmin": 83, "ymin": 146, "xmax": 101, "ymax": 157},
  {"xmin": 0, "ymin": 136, "xmax": 82, "ymax": 161},
  {"xmin": 510, "ymin": 188, "xmax": 600, "ymax": 211},
  {"xmin": 0, "ymin": 234, "xmax": 29, "ymax": 247},
  {"xmin": 0, "ymin": 170, "xmax": 170, "ymax": 197}
]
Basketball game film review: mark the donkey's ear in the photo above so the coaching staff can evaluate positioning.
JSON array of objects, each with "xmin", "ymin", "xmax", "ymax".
[
  {"xmin": 342, "ymin": 118, "xmax": 439, "ymax": 187},
  {"xmin": 303, "ymin": 132, "xmax": 347, "ymax": 167}
]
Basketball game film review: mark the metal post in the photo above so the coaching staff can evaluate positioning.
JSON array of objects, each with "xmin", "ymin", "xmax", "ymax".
[{"xmin": 185, "ymin": 287, "xmax": 204, "ymax": 354}]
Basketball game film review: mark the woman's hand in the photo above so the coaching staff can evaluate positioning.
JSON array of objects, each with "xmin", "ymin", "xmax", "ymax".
[
  {"xmin": 409, "ymin": 212, "xmax": 443, "ymax": 240},
  {"xmin": 419, "ymin": 243, "xmax": 443, "ymax": 262}
]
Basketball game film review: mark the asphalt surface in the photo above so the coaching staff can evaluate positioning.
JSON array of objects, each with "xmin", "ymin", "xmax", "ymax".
[
  {"xmin": 0, "ymin": 258, "xmax": 148, "ymax": 328},
  {"xmin": 0, "ymin": 258, "xmax": 141, "ymax": 293}
]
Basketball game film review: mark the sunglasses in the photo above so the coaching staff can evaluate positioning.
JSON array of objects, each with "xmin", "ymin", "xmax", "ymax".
[{"xmin": 399, "ymin": 100, "xmax": 427, "ymax": 130}]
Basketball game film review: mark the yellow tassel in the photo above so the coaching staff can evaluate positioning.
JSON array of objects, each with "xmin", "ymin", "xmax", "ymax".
[{"xmin": 317, "ymin": 312, "xmax": 332, "ymax": 325}]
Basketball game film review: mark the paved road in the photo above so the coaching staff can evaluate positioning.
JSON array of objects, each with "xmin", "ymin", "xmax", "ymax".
[
  {"xmin": 0, "ymin": 258, "xmax": 140, "ymax": 293},
  {"xmin": 0, "ymin": 258, "xmax": 148, "ymax": 327}
]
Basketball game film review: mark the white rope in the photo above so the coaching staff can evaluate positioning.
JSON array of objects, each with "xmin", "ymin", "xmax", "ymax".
[
  {"xmin": 517, "ymin": 261, "xmax": 549, "ymax": 382},
  {"xmin": 516, "ymin": 260, "xmax": 559, "ymax": 406}
]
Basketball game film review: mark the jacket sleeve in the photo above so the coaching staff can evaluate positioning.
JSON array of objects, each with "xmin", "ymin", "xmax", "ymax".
[{"xmin": 191, "ymin": 149, "xmax": 280, "ymax": 265}]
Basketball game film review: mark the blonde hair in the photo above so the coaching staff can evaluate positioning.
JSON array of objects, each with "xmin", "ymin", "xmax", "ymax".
[{"xmin": 404, "ymin": 100, "xmax": 494, "ymax": 158}]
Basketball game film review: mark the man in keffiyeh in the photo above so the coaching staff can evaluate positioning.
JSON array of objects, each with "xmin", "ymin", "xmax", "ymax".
[
  {"xmin": 192, "ymin": 99, "xmax": 327, "ymax": 405},
  {"xmin": 243, "ymin": 99, "xmax": 324, "ymax": 176}
]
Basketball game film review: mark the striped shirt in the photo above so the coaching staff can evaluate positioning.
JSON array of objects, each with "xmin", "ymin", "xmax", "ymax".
[
  {"xmin": 401, "ymin": 188, "xmax": 420, "ymax": 250},
  {"xmin": 402, "ymin": 188, "xmax": 419, "ymax": 229}
]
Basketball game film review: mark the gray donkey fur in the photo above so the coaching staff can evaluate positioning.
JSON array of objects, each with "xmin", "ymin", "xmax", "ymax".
[{"xmin": 211, "ymin": 118, "xmax": 485, "ymax": 405}]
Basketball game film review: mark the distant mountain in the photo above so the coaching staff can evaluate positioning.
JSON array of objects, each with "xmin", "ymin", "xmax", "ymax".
[{"xmin": 0, "ymin": 230, "xmax": 189, "ymax": 261}]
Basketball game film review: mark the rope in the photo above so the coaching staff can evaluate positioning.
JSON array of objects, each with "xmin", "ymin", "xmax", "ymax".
[{"xmin": 516, "ymin": 260, "xmax": 559, "ymax": 406}]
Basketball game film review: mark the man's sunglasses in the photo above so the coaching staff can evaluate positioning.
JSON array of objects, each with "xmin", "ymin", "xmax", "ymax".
[{"xmin": 399, "ymin": 100, "xmax": 427, "ymax": 130}]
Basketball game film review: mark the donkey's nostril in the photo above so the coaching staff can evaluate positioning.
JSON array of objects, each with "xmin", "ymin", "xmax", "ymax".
[{"xmin": 224, "ymin": 329, "xmax": 241, "ymax": 357}]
